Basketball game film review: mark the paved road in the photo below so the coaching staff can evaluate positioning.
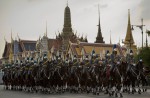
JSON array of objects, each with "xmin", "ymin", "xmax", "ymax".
[{"xmin": 0, "ymin": 85, "xmax": 150, "ymax": 98}]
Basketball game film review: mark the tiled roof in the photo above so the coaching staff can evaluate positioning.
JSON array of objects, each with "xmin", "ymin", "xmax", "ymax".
[
  {"xmin": 2, "ymin": 42, "xmax": 11, "ymax": 58},
  {"xmin": 19, "ymin": 39, "xmax": 36, "ymax": 51},
  {"xmin": 69, "ymin": 42, "xmax": 124, "ymax": 57}
]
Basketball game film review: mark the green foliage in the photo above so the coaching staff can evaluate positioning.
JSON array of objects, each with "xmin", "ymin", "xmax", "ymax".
[
  {"xmin": 146, "ymin": 30, "xmax": 150, "ymax": 36},
  {"xmin": 136, "ymin": 47, "xmax": 150, "ymax": 66}
]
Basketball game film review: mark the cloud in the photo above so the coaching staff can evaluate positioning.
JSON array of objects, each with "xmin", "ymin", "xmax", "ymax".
[{"xmin": 139, "ymin": 0, "xmax": 150, "ymax": 20}]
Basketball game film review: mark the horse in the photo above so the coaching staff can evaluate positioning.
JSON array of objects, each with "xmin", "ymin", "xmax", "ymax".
[
  {"xmin": 68, "ymin": 65, "xmax": 80, "ymax": 93},
  {"xmin": 135, "ymin": 60, "xmax": 148, "ymax": 93},
  {"xmin": 2, "ymin": 68, "xmax": 11, "ymax": 90},
  {"xmin": 108, "ymin": 60, "xmax": 123, "ymax": 97},
  {"xmin": 126, "ymin": 62, "xmax": 139, "ymax": 94}
]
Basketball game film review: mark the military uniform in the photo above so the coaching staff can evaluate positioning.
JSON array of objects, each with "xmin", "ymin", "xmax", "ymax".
[
  {"xmin": 72, "ymin": 55, "xmax": 79, "ymax": 67},
  {"xmin": 110, "ymin": 44, "xmax": 118, "ymax": 73},
  {"xmin": 83, "ymin": 55, "xmax": 90, "ymax": 67},
  {"xmin": 127, "ymin": 50, "xmax": 135, "ymax": 72}
]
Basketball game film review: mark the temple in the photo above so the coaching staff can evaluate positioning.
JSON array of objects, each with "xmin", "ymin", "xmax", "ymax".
[
  {"xmin": 2, "ymin": 4, "xmax": 87, "ymax": 64},
  {"xmin": 2, "ymin": 4, "xmax": 131, "ymax": 64}
]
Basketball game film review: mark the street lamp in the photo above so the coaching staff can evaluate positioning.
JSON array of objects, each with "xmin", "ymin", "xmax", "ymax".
[{"xmin": 131, "ymin": 18, "xmax": 145, "ymax": 49}]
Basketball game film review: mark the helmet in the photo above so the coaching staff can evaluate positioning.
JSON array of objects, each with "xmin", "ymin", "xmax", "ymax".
[
  {"xmin": 113, "ymin": 44, "xmax": 117, "ymax": 51},
  {"xmin": 106, "ymin": 50, "xmax": 110, "ymax": 57},
  {"xmin": 130, "ymin": 50, "xmax": 133, "ymax": 56},
  {"xmin": 73, "ymin": 55, "xmax": 77, "ymax": 60},
  {"xmin": 91, "ymin": 49, "xmax": 96, "ymax": 57},
  {"xmin": 85, "ymin": 55, "xmax": 89, "ymax": 60}
]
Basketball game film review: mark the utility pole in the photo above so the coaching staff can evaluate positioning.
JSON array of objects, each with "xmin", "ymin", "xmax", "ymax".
[{"xmin": 132, "ymin": 18, "xmax": 145, "ymax": 49}]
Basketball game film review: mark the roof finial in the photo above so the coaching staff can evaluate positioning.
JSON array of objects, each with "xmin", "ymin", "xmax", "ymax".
[
  {"xmin": 11, "ymin": 28, "xmax": 13, "ymax": 43},
  {"xmin": 46, "ymin": 20, "xmax": 47, "ymax": 37},
  {"xmin": 17, "ymin": 33, "xmax": 20, "ymax": 41},
  {"xmin": 110, "ymin": 31, "xmax": 112, "ymax": 44},
  {"xmin": 39, "ymin": 35, "xmax": 41, "ymax": 40},
  {"xmin": 4, "ymin": 36, "xmax": 6, "ymax": 43},
  {"xmin": 128, "ymin": 9, "xmax": 130, "ymax": 25},
  {"xmin": 67, "ymin": 0, "xmax": 68, "ymax": 6},
  {"xmin": 98, "ymin": 4, "xmax": 100, "ymax": 21},
  {"xmin": 118, "ymin": 37, "xmax": 120, "ymax": 45}
]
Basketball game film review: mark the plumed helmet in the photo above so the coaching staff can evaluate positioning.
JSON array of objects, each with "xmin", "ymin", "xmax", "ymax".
[
  {"xmin": 59, "ymin": 54, "xmax": 61, "ymax": 58},
  {"xmin": 130, "ymin": 50, "xmax": 133, "ymax": 56},
  {"xmin": 106, "ymin": 50, "xmax": 110, "ymax": 57},
  {"xmin": 113, "ymin": 44, "xmax": 117, "ymax": 51},
  {"xmin": 74, "ymin": 55, "xmax": 77, "ymax": 60},
  {"xmin": 91, "ymin": 49, "xmax": 96, "ymax": 56},
  {"xmin": 106, "ymin": 50, "xmax": 109, "ymax": 54}
]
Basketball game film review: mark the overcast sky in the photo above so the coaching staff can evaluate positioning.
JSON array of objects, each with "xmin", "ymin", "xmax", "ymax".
[{"xmin": 0, "ymin": 0, "xmax": 150, "ymax": 58}]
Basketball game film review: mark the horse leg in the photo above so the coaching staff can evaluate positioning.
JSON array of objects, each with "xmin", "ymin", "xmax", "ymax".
[{"xmin": 96, "ymin": 86, "xmax": 100, "ymax": 95}]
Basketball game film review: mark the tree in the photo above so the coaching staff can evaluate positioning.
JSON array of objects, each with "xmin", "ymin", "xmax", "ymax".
[
  {"xmin": 146, "ymin": 30, "xmax": 150, "ymax": 37},
  {"xmin": 136, "ymin": 47, "xmax": 150, "ymax": 67}
]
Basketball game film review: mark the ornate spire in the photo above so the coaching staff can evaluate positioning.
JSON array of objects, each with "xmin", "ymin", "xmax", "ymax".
[
  {"xmin": 62, "ymin": 3, "xmax": 72, "ymax": 33},
  {"xmin": 9, "ymin": 29, "xmax": 13, "ymax": 63},
  {"xmin": 95, "ymin": 4, "xmax": 104, "ymax": 43},
  {"xmin": 118, "ymin": 37, "xmax": 120, "ymax": 45},
  {"xmin": 11, "ymin": 29, "xmax": 13, "ymax": 43},
  {"xmin": 124, "ymin": 9, "xmax": 134, "ymax": 45}
]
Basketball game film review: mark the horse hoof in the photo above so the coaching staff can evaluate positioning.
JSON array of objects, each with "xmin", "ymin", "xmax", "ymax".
[
  {"xmin": 115, "ymin": 93, "xmax": 118, "ymax": 97},
  {"xmin": 93, "ymin": 92, "xmax": 96, "ymax": 95},
  {"xmin": 109, "ymin": 92, "xmax": 112, "ymax": 96},
  {"xmin": 104, "ymin": 91, "xmax": 108, "ymax": 94},
  {"xmin": 112, "ymin": 91, "xmax": 115, "ymax": 96},
  {"xmin": 120, "ymin": 93, "xmax": 123, "ymax": 97},
  {"xmin": 138, "ymin": 90, "xmax": 141, "ymax": 94}
]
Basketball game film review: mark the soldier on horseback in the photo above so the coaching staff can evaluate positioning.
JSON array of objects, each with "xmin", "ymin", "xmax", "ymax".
[
  {"xmin": 110, "ymin": 44, "xmax": 118, "ymax": 73},
  {"xmin": 82, "ymin": 55, "xmax": 90, "ymax": 69},
  {"xmin": 126, "ymin": 49, "xmax": 135, "ymax": 72},
  {"xmin": 73, "ymin": 55, "xmax": 78, "ymax": 65}
]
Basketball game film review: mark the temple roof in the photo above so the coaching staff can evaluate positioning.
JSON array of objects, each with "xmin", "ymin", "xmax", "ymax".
[
  {"xmin": 2, "ymin": 42, "xmax": 11, "ymax": 58},
  {"xmin": 2, "ymin": 39, "xmax": 36, "ymax": 59},
  {"xmin": 19, "ymin": 39, "xmax": 36, "ymax": 51}
]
